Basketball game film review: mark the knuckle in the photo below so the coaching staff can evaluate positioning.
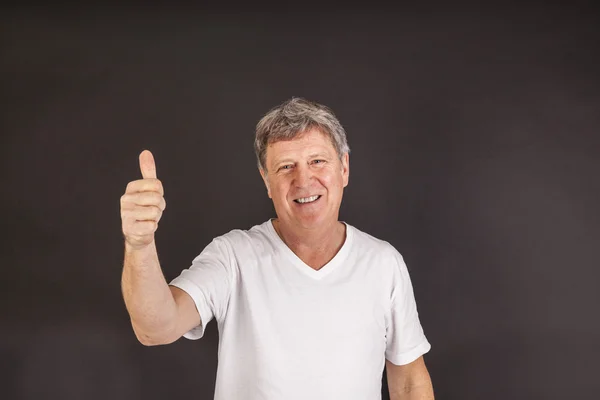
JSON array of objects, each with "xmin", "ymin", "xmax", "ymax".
[
  {"xmin": 151, "ymin": 192, "xmax": 163, "ymax": 204},
  {"xmin": 126, "ymin": 194, "xmax": 140, "ymax": 206},
  {"xmin": 152, "ymin": 181, "xmax": 164, "ymax": 196},
  {"xmin": 126, "ymin": 181, "xmax": 136, "ymax": 193},
  {"xmin": 120, "ymin": 194, "xmax": 133, "ymax": 207}
]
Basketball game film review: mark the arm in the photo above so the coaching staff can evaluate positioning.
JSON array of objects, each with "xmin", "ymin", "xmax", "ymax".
[
  {"xmin": 121, "ymin": 241, "xmax": 200, "ymax": 345},
  {"xmin": 386, "ymin": 356, "xmax": 434, "ymax": 400},
  {"xmin": 120, "ymin": 150, "xmax": 200, "ymax": 346}
]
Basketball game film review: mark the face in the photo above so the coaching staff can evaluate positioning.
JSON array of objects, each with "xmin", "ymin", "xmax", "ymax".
[{"xmin": 260, "ymin": 129, "xmax": 349, "ymax": 231}]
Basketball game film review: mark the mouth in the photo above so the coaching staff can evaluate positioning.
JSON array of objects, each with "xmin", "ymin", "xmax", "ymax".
[{"xmin": 293, "ymin": 195, "xmax": 322, "ymax": 204}]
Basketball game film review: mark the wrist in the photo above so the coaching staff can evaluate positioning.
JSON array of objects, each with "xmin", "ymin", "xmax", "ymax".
[{"xmin": 124, "ymin": 238, "xmax": 156, "ymax": 253}]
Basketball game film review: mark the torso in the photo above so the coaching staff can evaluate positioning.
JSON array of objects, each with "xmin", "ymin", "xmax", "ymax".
[
  {"xmin": 271, "ymin": 219, "xmax": 347, "ymax": 270},
  {"xmin": 212, "ymin": 220, "xmax": 396, "ymax": 400}
]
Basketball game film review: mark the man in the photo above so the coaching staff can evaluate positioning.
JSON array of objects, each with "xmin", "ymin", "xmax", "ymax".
[{"xmin": 120, "ymin": 98, "xmax": 434, "ymax": 399}]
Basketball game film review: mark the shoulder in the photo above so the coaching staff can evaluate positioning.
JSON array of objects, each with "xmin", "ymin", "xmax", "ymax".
[
  {"xmin": 209, "ymin": 220, "xmax": 276, "ymax": 257},
  {"xmin": 348, "ymin": 223, "xmax": 404, "ymax": 262},
  {"xmin": 191, "ymin": 221, "xmax": 275, "ymax": 269},
  {"xmin": 215, "ymin": 220, "xmax": 272, "ymax": 244},
  {"xmin": 346, "ymin": 224, "xmax": 411, "ymax": 296}
]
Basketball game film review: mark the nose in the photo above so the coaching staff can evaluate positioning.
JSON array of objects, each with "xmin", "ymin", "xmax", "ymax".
[{"xmin": 293, "ymin": 164, "xmax": 313, "ymax": 188}]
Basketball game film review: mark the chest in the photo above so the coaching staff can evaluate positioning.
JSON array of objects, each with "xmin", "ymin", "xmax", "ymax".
[{"xmin": 230, "ymin": 258, "xmax": 390, "ymax": 347}]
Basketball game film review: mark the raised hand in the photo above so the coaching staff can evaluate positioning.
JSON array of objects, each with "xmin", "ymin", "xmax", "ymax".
[{"xmin": 120, "ymin": 150, "xmax": 166, "ymax": 250}]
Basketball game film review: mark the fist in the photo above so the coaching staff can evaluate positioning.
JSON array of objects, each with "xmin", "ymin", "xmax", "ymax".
[{"xmin": 120, "ymin": 150, "xmax": 166, "ymax": 250}]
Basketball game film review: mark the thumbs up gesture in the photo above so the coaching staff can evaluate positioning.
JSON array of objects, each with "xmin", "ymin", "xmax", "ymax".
[{"xmin": 120, "ymin": 150, "xmax": 167, "ymax": 250}]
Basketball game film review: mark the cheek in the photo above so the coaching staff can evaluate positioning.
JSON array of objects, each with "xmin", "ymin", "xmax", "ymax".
[
  {"xmin": 271, "ymin": 181, "xmax": 290, "ymax": 200},
  {"xmin": 320, "ymin": 169, "xmax": 344, "ymax": 189}
]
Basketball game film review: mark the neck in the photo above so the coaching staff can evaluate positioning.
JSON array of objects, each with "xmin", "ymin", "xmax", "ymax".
[{"xmin": 272, "ymin": 218, "xmax": 346, "ymax": 270}]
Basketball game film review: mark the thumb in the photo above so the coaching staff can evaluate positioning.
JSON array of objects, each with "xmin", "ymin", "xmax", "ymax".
[{"xmin": 139, "ymin": 150, "xmax": 157, "ymax": 179}]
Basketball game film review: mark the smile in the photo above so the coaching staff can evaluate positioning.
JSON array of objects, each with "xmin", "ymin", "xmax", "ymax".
[{"xmin": 294, "ymin": 195, "xmax": 321, "ymax": 204}]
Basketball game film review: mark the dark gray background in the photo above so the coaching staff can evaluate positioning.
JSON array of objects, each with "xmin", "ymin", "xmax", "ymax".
[{"xmin": 1, "ymin": 4, "xmax": 599, "ymax": 399}]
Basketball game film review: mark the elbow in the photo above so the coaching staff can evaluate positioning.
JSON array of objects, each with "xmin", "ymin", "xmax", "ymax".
[
  {"xmin": 136, "ymin": 333, "xmax": 164, "ymax": 346},
  {"xmin": 132, "ymin": 323, "xmax": 178, "ymax": 346}
]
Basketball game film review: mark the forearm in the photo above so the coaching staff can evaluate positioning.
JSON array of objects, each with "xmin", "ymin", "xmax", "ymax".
[
  {"xmin": 386, "ymin": 358, "xmax": 434, "ymax": 400},
  {"xmin": 121, "ymin": 240, "xmax": 178, "ymax": 345},
  {"xmin": 389, "ymin": 384, "xmax": 434, "ymax": 400}
]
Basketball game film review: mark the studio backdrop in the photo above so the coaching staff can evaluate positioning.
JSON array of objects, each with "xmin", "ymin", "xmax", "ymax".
[{"xmin": 1, "ymin": 5, "xmax": 599, "ymax": 400}]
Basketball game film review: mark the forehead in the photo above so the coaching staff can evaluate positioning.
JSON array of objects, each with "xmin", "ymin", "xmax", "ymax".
[{"xmin": 266, "ymin": 129, "xmax": 336, "ymax": 160}]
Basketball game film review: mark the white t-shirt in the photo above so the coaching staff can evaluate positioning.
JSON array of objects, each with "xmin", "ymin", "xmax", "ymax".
[{"xmin": 169, "ymin": 220, "xmax": 431, "ymax": 400}]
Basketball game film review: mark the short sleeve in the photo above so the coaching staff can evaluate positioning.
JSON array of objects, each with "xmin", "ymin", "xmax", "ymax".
[
  {"xmin": 169, "ymin": 237, "xmax": 233, "ymax": 340},
  {"xmin": 385, "ymin": 250, "xmax": 431, "ymax": 365}
]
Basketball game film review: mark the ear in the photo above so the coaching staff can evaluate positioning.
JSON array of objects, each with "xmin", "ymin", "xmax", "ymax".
[
  {"xmin": 341, "ymin": 153, "xmax": 350, "ymax": 188},
  {"xmin": 259, "ymin": 168, "xmax": 272, "ymax": 198}
]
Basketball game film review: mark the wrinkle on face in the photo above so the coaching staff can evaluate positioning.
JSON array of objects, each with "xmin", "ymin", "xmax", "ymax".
[{"xmin": 260, "ymin": 129, "xmax": 349, "ymax": 231}]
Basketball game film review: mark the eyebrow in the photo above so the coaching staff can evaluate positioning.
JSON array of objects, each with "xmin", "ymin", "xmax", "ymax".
[
  {"xmin": 272, "ymin": 158, "xmax": 295, "ymax": 167},
  {"xmin": 272, "ymin": 152, "xmax": 331, "ymax": 166},
  {"xmin": 308, "ymin": 152, "xmax": 330, "ymax": 159}
]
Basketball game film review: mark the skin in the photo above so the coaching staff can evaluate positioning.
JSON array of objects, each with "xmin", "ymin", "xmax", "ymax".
[
  {"xmin": 259, "ymin": 129, "xmax": 349, "ymax": 270},
  {"xmin": 386, "ymin": 358, "xmax": 435, "ymax": 400},
  {"xmin": 120, "ymin": 150, "xmax": 199, "ymax": 345},
  {"xmin": 120, "ymin": 135, "xmax": 433, "ymax": 398}
]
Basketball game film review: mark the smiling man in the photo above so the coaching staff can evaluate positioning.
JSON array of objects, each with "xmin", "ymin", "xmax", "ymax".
[{"xmin": 120, "ymin": 98, "xmax": 434, "ymax": 399}]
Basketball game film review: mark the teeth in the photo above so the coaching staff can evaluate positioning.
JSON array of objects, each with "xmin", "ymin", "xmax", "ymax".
[{"xmin": 296, "ymin": 195, "xmax": 319, "ymax": 204}]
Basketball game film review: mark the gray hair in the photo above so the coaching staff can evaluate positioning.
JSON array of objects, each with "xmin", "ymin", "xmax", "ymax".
[{"xmin": 254, "ymin": 97, "xmax": 350, "ymax": 171}]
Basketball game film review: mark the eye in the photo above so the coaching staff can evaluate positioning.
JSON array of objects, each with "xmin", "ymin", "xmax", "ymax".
[
  {"xmin": 279, "ymin": 164, "xmax": 293, "ymax": 171},
  {"xmin": 312, "ymin": 159, "xmax": 325, "ymax": 165}
]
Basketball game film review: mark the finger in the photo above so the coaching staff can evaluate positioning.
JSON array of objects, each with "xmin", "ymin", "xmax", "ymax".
[
  {"xmin": 121, "ymin": 192, "xmax": 166, "ymax": 209},
  {"xmin": 129, "ymin": 220, "xmax": 158, "ymax": 237},
  {"xmin": 125, "ymin": 178, "xmax": 164, "ymax": 195},
  {"xmin": 139, "ymin": 150, "xmax": 157, "ymax": 179},
  {"xmin": 122, "ymin": 205, "xmax": 163, "ymax": 222}
]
